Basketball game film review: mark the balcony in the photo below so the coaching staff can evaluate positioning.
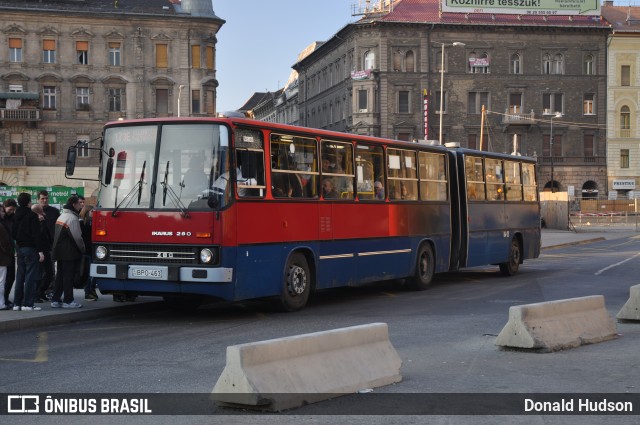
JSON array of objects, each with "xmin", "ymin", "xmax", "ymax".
[
  {"xmin": 502, "ymin": 109, "xmax": 535, "ymax": 125},
  {"xmin": 0, "ymin": 108, "xmax": 40, "ymax": 122},
  {"xmin": 0, "ymin": 156, "xmax": 26, "ymax": 167},
  {"xmin": 538, "ymin": 156, "xmax": 606, "ymax": 166}
]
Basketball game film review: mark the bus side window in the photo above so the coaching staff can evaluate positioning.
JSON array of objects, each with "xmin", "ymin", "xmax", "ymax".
[
  {"xmin": 236, "ymin": 150, "xmax": 265, "ymax": 198},
  {"xmin": 356, "ymin": 144, "xmax": 385, "ymax": 201}
]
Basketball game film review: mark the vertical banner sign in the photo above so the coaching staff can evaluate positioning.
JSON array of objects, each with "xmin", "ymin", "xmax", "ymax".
[{"xmin": 423, "ymin": 89, "xmax": 429, "ymax": 141}]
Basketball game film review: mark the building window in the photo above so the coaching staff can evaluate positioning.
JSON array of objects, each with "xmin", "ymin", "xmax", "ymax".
[
  {"xmin": 398, "ymin": 90, "xmax": 410, "ymax": 113},
  {"xmin": 9, "ymin": 38, "xmax": 22, "ymax": 62},
  {"xmin": 467, "ymin": 134, "xmax": 477, "ymax": 150},
  {"xmin": 44, "ymin": 134, "xmax": 56, "ymax": 157},
  {"xmin": 75, "ymin": 87, "xmax": 90, "ymax": 110},
  {"xmin": 542, "ymin": 54, "xmax": 551, "ymax": 74},
  {"xmin": 206, "ymin": 46, "xmax": 214, "ymax": 70},
  {"xmin": 156, "ymin": 44, "xmax": 168, "ymax": 68},
  {"xmin": 620, "ymin": 105, "xmax": 631, "ymax": 137},
  {"xmin": 405, "ymin": 51, "xmax": 415, "ymax": 72},
  {"xmin": 43, "ymin": 86, "xmax": 56, "ymax": 109},
  {"xmin": 10, "ymin": 133, "xmax": 23, "ymax": 156},
  {"xmin": 435, "ymin": 91, "xmax": 447, "ymax": 113},
  {"xmin": 42, "ymin": 39, "xmax": 56, "ymax": 64},
  {"xmin": 583, "ymin": 94, "xmax": 595, "ymax": 115},
  {"xmin": 108, "ymin": 88, "xmax": 122, "ymax": 112},
  {"xmin": 583, "ymin": 134, "xmax": 594, "ymax": 158},
  {"xmin": 76, "ymin": 41, "xmax": 89, "ymax": 65},
  {"xmin": 509, "ymin": 93, "xmax": 523, "ymax": 114},
  {"xmin": 192, "ymin": 89, "xmax": 200, "ymax": 114},
  {"xmin": 191, "ymin": 45, "xmax": 201, "ymax": 69},
  {"xmin": 108, "ymin": 42, "xmax": 121, "ymax": 66},
  {"xmin": 584, "ymin": 54, "xmax": 594, "ymax": 75},
  {"xmin": 621, "ymin": 149, "xmax": 630, "ymax": 169},
  {"xmin": 621, "ymin": 65, "xmax": 631, "ymax": 86},
  {"xmin": 543, "ymin": 93, "xmax": 563, "ymax": 115},
  {"xmin": 77, "ymin": 137, "xmax": 90, "ymax": 158},
  {"xmin": 468, "ymin": 91, "xmax": 489, "ymax": 114},
  {"xmin": 553, "ymin": 53, "xmax": 564, "ymax": 74},
  {"xmin": 510, "ymin": 53, "xmax": 521, "ymax": 74},
  {"xmin": 9, "ymin": 84, "xmax": 23, "ymax": 92},
  {"xmin": 364, "ymin": 50, "xmax": 375, "ymax": 70},
  {"xmin": 156, "ymin": 89, "xmax": 168, "ymax": 115},
  {"xmin": 358, "ymin": 89, "xmax": 368, "ymax": 112}
]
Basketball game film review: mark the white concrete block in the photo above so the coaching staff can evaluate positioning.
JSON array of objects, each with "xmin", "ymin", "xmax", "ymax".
[
  {"xmin": 212, "ymin": 322, "xmax": 402, "ymax": 411},
  {"xmin": 617, "ymin": 284, "xmax": 640, "ymax": 321},
  {"xmin": 495, "ymin": 295, "xmax": 617, "ymax": 352}
]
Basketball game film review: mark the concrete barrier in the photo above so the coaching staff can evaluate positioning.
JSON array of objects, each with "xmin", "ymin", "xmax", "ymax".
[
  {"xmin": 617, "ymin": 284, "xmax": 640, "ymax": 321},
  {"xmin": 495, "ymin": 295, "xmax": 617, "ymax": 352},
  {"xmin": 211, "ymin": 322, "xmax": 402, "ymax": 411}
]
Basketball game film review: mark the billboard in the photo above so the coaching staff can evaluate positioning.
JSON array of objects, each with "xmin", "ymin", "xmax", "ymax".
[
  {"xmin": 442, "ymin": 0, "xmax": 601, "ymax": 16},
  {"xmin": 0, "ymin": 186, "xmax": 85, "ymax": 210}
]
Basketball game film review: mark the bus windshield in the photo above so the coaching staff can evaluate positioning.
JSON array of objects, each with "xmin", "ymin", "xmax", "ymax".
[{"xmin": 99, "ymin": 123, "xmax": 230, "ymax": 211}]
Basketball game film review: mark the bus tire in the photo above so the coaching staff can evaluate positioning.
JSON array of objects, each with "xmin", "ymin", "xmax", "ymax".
[
  {"xmin": 499, "ymin": 238, "xmax": 521, "ymax": 276},
  {"xmin": 279, "ymin": 252, "xmax": 311, "ymax": 312},
  {"xmin": 409, "ymin": 244, "xmax": 435, "ymax": 291}
]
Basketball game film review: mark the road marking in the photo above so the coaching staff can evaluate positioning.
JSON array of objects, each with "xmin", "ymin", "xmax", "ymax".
[
  {"xmin": 594, "ymin": 252, "xmax": 640, "ymax": 276},
  {"xmin": 0, "ymin": 332, "xmax": 48, "ymax": 363}
]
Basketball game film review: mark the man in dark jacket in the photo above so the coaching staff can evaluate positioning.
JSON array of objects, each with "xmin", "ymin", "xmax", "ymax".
[
  {"xmin": 37, "ymin": 190, "xmax": 59, "ymax": 299},
  {"xmin": 13, "ymin": 193, "xmax": 46, "ymax": 311},
  {"xmin": 0, "ymin": 205, "xmax": 13, "ymax": 310},
  {"xmin": 51, "ymin": 196, "xmax": 85, "ymax": 309},
  {"xmin": 2, "ymin": 198, "xmax": 17, "ymax": 307}
]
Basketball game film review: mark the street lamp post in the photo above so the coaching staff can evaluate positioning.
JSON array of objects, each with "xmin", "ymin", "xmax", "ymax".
[
  {"xmin": 437, "ymin": 41, "xmax": 465, "ymax": 145},
  {"xmin": 550, "ymin": 111, "xmax": 562, "ymax": 193}
]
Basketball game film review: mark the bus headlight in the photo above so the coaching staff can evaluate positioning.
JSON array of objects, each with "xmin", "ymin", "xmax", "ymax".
[
  {"xmin": 95, "ymin": 245, "xmax": 108, "ymax": 260},
  {"xmin": 200, "ymin": 248, "xmax": 214, "ymax": 264}
]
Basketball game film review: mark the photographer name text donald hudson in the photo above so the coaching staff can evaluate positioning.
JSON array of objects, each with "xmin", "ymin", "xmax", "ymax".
[{"xmin": 525, "ymin": 398, "xmax": 634, "ymax": 413}]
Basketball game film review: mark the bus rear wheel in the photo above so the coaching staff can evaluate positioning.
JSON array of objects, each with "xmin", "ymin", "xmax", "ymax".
[
  {"xmin": 499, "ymin": 238, "xmax": 521, "ymax": 276},
  {"xmin": 279, "ymin": 253, "xmax": 311, "ymax": 312},
  {"xmin": 409, "ymin": 244, "xmax": 435, "ymax": 291}
]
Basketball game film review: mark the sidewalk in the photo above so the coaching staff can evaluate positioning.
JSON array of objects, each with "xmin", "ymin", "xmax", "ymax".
[{"xmin": 1, "ymin": 228, "xmax": 635, "ymax": 332}]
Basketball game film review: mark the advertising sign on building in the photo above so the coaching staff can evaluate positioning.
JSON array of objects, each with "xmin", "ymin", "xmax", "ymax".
[
  {"xmin": 442, "ymin": 0, "xmax": 600, "ymax": 16},
  {"xmin": 612, "ymin": 179, "xmax": 636, "ymax": 190},
  {"xmin": 350, "ymin": 70, "xmax": 373, "ymax": 80},
  {"xmin": 0, "ymin": 186, "xmax": 84, "ymax": 209}
]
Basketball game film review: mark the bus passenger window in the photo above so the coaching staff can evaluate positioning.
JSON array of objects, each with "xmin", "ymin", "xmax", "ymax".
[
  {"xmin": 355, "ymin": 144, "xmax": 385, "ymax": 201},
  {"xmin": 270, "ymin": 133, "xmax": 318, "ymax": 198}
]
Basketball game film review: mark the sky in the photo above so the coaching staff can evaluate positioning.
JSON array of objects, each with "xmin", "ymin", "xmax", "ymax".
[{"xmin": 213, "ymin": 0, "xmax": 357, "ymax": 112}]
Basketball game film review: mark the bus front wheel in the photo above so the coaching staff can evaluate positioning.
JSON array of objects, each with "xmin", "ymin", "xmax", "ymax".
[
  {"xmin": 409, "ymin": 244, "xmax": 435, "ymax": 291},
  {"xmin": 279, "ymin": 253, "xmax": 311, "ymax": 312},
  {"xmin": 499, "ymin": 238, "xmax": 521, "ymax": 276}
]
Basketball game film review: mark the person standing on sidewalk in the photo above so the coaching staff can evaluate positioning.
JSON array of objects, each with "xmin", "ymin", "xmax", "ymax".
[
  {"xmin": 51, "ymin": 196, "xmax": 85, "ymax": 309},
  {"xmin": 31, "ymin": 203, "xmax": 52, "ymax": 303},
  {"xmin": 38, "ymin": 190, "xmax": 59, "ymax": 299},
  {"xmin": 79, "ymin": 205, "xmax": 98, "ymax": 301},
  {"xmin": 13, "ymin": 193, "xmax": 46, "ymax": 311},
  {"xmin": 2, "ymin": 199, "xmax": 17, "ymax": 308},
  {"xmin": 0, "ymin": 205, "xmax": 13, "ymax": 310}
]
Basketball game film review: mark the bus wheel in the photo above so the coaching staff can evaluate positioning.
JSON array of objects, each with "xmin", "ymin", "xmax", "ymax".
[
  {"xmin": 409, "ymin": 244, "xmax": 435, "ymax": 291},
  {"xmin": 279, "ymin": 253, "xmax": 311, "ymax": 312},
  {"xmin": 499, "ymin": 238, "xmax": 521, "ymax": 276}
]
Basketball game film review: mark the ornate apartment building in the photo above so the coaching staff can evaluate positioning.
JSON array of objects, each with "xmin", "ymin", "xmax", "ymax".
[
  {"xmin": 293, "ymin": 0, "xmax": 610, "ymax": 196},
  {"xmin": 602, "ymin": 3, "xmax": 640, "ymax": 199},
  {"xmin": 0, "ymin": 0, "xmax": 223, "ymax": 196}
]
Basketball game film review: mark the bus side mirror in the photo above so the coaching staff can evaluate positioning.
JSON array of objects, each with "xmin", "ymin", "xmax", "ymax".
[
  {"xmin": 65, "ymin": 147, "xmax": 77, "ymax": 177},
  {"xmin": 104, "ymin": 157, "xmax": 114, "ymax": 185},
  {"xmin": 239, "ymin": 151, "xmax": 257, "ymax": 180}
]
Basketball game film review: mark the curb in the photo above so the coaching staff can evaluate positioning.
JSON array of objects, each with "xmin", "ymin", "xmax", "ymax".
[
  {"xmin": 0, "ymin": 301, "xmax": 164, "ymax": 334},
  {"xmin": 542, "ymin": 237, "xmax": 606, "ymax": 251}
]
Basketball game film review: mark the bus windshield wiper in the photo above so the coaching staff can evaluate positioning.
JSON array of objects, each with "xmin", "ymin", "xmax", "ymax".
[
  {"xmin": 159, "ymin": 161, "xmax": 190, "ymax": 218},
  {"xmin": 112, "ymin": 160, "xmax": 146, "ymax": 217}
]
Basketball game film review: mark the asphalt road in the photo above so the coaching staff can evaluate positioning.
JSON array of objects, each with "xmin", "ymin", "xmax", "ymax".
[{"xmin": 1, "ymin": 235, "xmax": 640, "ymax": 425}]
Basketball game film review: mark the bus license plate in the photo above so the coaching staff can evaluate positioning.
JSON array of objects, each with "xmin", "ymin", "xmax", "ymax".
[{"xmin": 128, "ymin": 266, "xmax": 167, "ymax": 280}]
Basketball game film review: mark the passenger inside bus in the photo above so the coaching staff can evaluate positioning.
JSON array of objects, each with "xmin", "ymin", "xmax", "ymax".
[
  {"xmin": 322, "ymin": 178, "xmax": 339, "ymax": 199},
  {"xmin": 374, "ymin": 180, "xmax": 385, "ymax": 200}
]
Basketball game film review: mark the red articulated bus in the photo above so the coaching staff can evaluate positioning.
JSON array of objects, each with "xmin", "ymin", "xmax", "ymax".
[{"xmin": 65, "ymin": 117, "xmax": 540, "ymax": 311}]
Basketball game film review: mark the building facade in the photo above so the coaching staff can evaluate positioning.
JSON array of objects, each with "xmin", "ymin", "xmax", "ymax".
[
  {"xmin": 293, "ymin": 0, "xmax": 610, "ymax": 195},
  {"xmin": 0, "ymin": 0, "xmax": 223, "ymax": 196},
  {"xmin": 602, "ymin": 3, "xmax": 640, "ymax": 199}
]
